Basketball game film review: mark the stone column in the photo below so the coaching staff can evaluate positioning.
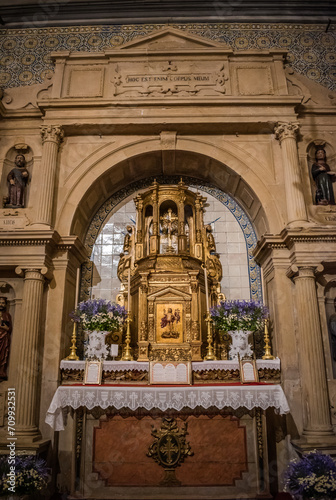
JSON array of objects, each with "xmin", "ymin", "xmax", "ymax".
[
  {"xmin": 15, "ymin": 267, "xmax": 48, "ymax": 440},
  {"xmin": 35, "ymin": 125, "xmax": 64, "ymax": 226},
  {"xmin": 274, "ymin": 122, "xmax": 308, "ymax": 226},
  {"xmin": 289, "ymin": 265, "xmax": 334, "ymax": 442}
]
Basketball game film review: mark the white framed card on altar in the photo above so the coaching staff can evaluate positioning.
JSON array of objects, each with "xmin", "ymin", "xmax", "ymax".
[
  {"xmin": 83, "ymin": 360, "xmax": 103, "ymax": 385},
  {"xmin": 239, "ymin": 358, "xmax": 259, "ymax": 384},
  {"xmin": 149, "ymin": 361, "xmax": 192, "ymax": 385}
]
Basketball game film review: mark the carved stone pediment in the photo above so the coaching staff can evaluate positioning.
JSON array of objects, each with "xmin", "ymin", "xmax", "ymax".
[{"xmin": 118, "ymin": 26, "xmax": 229, "ymax": 51}]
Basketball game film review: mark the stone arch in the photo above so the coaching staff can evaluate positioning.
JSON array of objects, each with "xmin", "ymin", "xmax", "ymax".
[
  {"xmin": 56, "ymin": 138, "xmax": 282, "ymax": 240},
  {"xmin": 80, "ymin": 176, "xmax": 263, "ymax": 302}
]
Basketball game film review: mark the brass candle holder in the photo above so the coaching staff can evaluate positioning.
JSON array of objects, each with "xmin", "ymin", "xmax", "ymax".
[
  {"xmin": 122, "ymin": 314, "xmax": 133, "ymax": 361},
  {"xmin": 65, "ymin": 322, "xmax": 79, "ymax": 361},
  {"xmin": 204, "ymin": 312, "xmax": 216, "ymax": 361},
  {"xmin": 262, "ymin": 319, "xmax": 275, "ymax": 360}
]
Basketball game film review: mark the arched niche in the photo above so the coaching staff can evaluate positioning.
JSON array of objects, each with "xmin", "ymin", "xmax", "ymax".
[
  {"xmin": 307, "ymin": 140, "xmax": 336, "ymax": 205},
  {"xmin": 80, "ymin": 175, "xmax": 262, "ymax": 305},
  {"xmin": 1, "ymin": 146, "xmax": 34, "ymax": 209},
  {"xmin": 61, "ymin": 147, "xmax": 276, "ymax": 242}
]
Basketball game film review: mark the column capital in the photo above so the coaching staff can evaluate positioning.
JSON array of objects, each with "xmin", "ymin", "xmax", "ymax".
[
  {"xmin": 286, "ymin": 263, "xmax": 324, "ymax": 280},
  {"xmin": 274, "ymin": 121, "xmax": 300, "ymax": 142},
  {"xmin": 15, "ymin": 266, "xmax": 52, "ymax": 280},
  {"xmin": 40, "ymin": 125, "xmax": 64, "ymax": 145}
]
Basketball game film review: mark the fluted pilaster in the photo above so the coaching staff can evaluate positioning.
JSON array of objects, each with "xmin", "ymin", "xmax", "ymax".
[
  {"xmin": 35, "ymin": 125, "xmax": 64, "ymax": 226},
  {"xmin": 15, "ymin": 267, "xmax": 47, "ymax": 439},
  {"xmin": 290, "ymin": 265, "xmax": 334, "ymax": 439},
  {"xmin": 275, "ymin": 122, "xmax": 308, "ymax": 226}
]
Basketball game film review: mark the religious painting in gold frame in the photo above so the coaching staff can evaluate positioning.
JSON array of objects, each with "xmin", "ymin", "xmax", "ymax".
[{"xmin": 156, "ymin": 303, "xmax": 183, "ymax": 343}]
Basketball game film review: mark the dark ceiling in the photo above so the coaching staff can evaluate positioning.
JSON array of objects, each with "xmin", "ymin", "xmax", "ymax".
[{"xmin": 0, "ymin": 1, "xmax": 335, "ymax": 27}]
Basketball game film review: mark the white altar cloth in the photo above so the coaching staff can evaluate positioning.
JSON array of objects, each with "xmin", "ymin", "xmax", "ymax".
[
  {"xmin": 60, "ymin": 359, "xmax": 280, "ymax": 372},
  {"xmin": 45, "ymin": 383, "xmax": 289, "ymax": 431}
]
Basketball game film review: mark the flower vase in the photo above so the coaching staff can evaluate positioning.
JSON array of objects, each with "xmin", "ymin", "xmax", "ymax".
[
  {"xmin": 228, "ymin": 330, "xmax": 253, "ymax": 359},
  {"xmin": 84, "ymin": 330, "xmax": 110, "ymax": 360}
]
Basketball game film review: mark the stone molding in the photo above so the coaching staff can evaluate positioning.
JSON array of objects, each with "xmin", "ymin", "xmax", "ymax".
[
  {"xmin": 0, "ymin": 231, "xmax": 87, "ymax": 270},
  {"xmin": 254, "ymin": 228, "xmax": 336, "ymax": 266}
]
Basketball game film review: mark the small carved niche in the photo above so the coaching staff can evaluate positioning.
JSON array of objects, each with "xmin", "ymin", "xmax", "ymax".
[
  {"xmin": 1, "ymin": 144, "xmax": 33, "ymax": 209},
  {"xmin": 307, "ymin": 141, "xmax": 336, "ymax": 206}
]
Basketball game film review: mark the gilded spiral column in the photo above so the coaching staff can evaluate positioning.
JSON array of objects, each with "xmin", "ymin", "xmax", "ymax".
[
  {"xmin": 290, "ymin": 265, "xmax": 334, "ymax": 441},
  {"xmin": 274, "ymin": 122, "xmax": 308, "ymax": 226},
  {"xmin": 15, "ymin": 267, "xmax": 47, "ymax": 440},
  {"xmin": 35, "ymin": 125, "xmax": 64, "ymax": 226}
]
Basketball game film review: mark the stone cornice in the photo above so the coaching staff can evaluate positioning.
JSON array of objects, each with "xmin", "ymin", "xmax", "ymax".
[
  {"xmin": 254, "ymin": 227, "xmax": 336, "ymax": 266},
  {"xmin": 56, "ymin": 236, "xmax": 88, "ymax": 264},
  {"xmin": 0, "ymin": 230, "xmax": 61, "ymax": 248},
  {"xmin": 0, "ymin": 231, "xmax": 87, "ymax": 268}
]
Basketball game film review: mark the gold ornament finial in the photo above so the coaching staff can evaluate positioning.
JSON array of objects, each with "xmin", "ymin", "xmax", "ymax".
[
  {"xmin": 65, "ymin": 322, "xmax": 79, "ymax": 361},
  {"xmin": 262, "ymin": 319, "xmax": 275, "ymax": 360}
]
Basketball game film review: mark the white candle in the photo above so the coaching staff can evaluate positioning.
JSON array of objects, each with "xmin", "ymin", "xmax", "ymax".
[
  {"xmin": 75, "ymin": 267, "xmax": 80, "ymax": 308},
  {"xmin": 204, "ymin": 265, "xmax": 209, "ymax": 313},
  {"xmin": 127, "ymin": 267, "xmax": 131, "ymax": 313}
]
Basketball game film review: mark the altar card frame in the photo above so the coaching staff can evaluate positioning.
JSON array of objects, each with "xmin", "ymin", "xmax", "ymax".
[
  {"xmin": 239, "ymin": 358, "xmax": 259, "ymax": 384},
  {"xmin": 149, "ymin": 361, "xmax": 192, "ymax": 385},
  {"xmin": 83, "ymin": 360, "xmax": 103, "ymax": 385}
]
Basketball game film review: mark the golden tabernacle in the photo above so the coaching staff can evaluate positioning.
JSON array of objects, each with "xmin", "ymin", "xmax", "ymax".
[{"xmin": 116, "ymin": 180, "xmax": 223, "ymax": 362}]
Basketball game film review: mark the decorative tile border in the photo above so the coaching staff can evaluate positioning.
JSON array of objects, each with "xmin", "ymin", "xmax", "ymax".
[
  {"xmin": 0, "ymin": 23, "xmax": 335, "ymax": 91},
  {"xmin": 82, "ymin": 176, "xmax": 262, "ymax": 303}
]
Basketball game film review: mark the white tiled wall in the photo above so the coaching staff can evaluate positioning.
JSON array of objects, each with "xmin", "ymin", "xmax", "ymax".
[
  {"xmin": 90, "ymin": 191, "xmax": 250, "ymax": 301},
  {"xmin": 202, "ymin": 197, "xmax": 250, "ymax": 300}
]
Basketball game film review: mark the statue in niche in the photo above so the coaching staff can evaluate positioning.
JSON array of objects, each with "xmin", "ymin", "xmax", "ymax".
[
  {"xmin": 311, "ymin": 145, "xmax": 335, "ymax": 205},
  {"xmin": 205, "ymin": 225, "xmax": 216, "ymax": 253},
  {"xmin": 123, "ymin": 225, "xmax": 133, "ymax": 254},
  {"xmin": 6, "ymin": 154, "xmax": 29, "ymax": 208},
  {"xmin": 0, "ymin": 297, "xmax": 12, "ymax": 380}
]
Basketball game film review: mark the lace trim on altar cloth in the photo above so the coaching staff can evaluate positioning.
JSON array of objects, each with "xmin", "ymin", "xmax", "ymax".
[
  {"xmin": 45, "ymin": 383, "xmax": 289, "ymax": 431},
  {"xmin": 60, "ymin": 359, "xmax": 280, "ymax": 372}
]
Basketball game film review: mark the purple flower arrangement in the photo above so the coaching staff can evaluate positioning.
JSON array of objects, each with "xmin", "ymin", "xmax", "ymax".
[
  {"xmin": 284, "ymin": 450, "xmax": 336, "ymax": 499},
  {"xmin": 0, "ymin": 455, "xmax": 49, "ymax": 496},
  {"xmin": 210, "ymin": 299, "xmax": 269, "ymax": 332},
  {"xmin": 70, "ymin": 299, "xmax": 127, "ymax": 332}
]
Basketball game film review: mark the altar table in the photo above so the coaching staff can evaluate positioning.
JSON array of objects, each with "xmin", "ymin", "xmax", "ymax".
[{"xmin": 45, "ymin": 382, "xmax": 289, "ymax": 431}]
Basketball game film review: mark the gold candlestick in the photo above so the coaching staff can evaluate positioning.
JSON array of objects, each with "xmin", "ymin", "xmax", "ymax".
[
  {"xmin": 204, "ymin": 312, "xmax": 216, "ymax": 360},
  {"xmin": 262, "ymin": 319, "xmax": 275, "ymax": 360},
  {"xmin": 122, "ymin": 314, "xmax": 133, "ymax": 361},
  {"xmin": 65, "ymin": 322, "xmax": 79, "ymax": 361}
]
